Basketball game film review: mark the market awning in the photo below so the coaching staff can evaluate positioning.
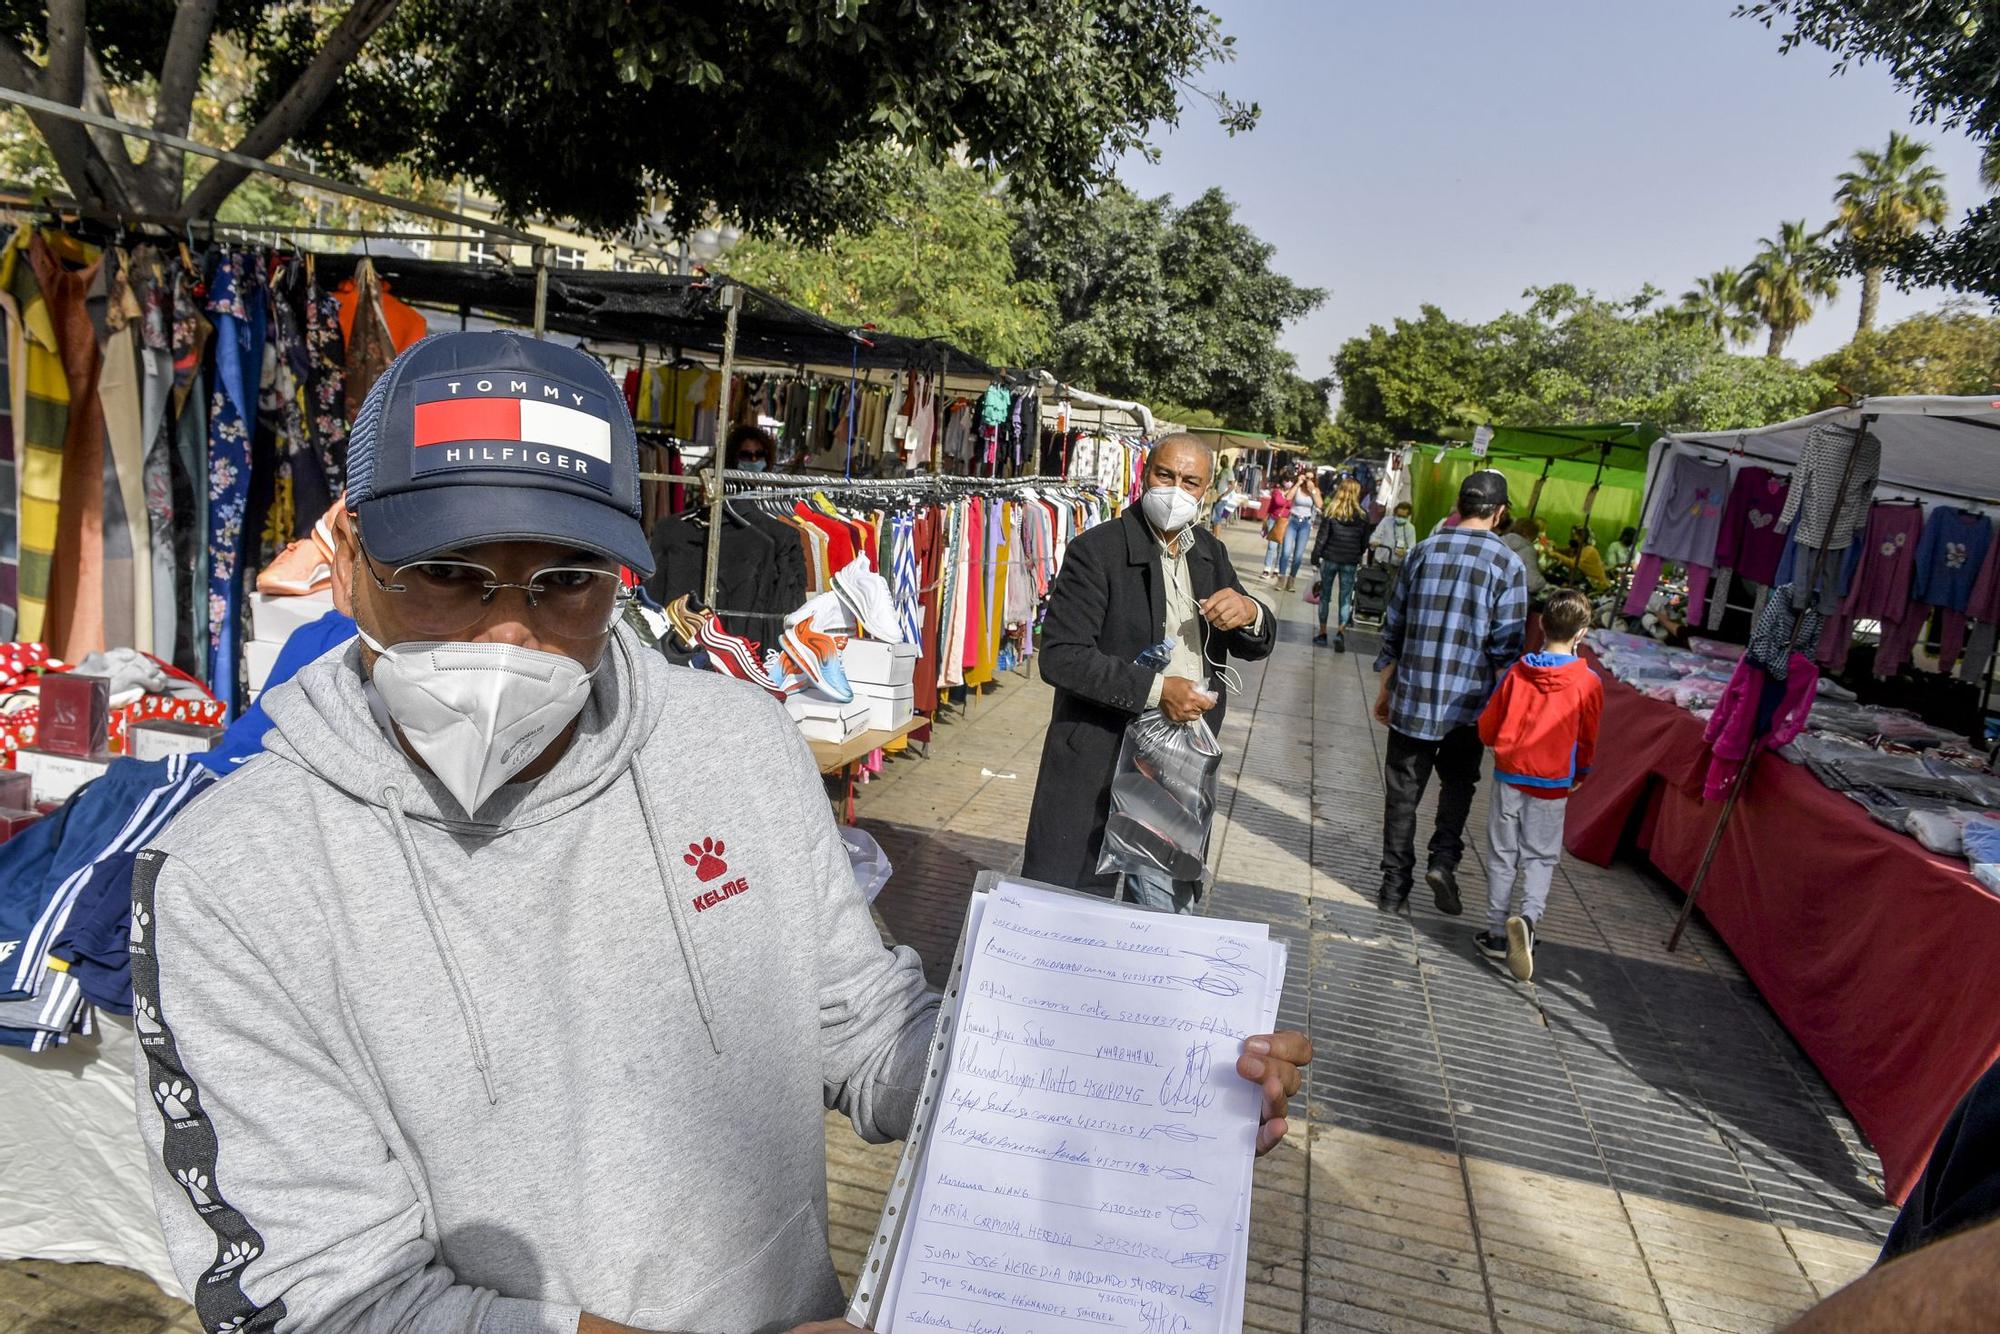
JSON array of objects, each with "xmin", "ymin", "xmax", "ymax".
[
  {"xmin": 310, "ymin": 255, "xmax": 999, "ymax": 377},
  {"xmin": 1432, "ymin": 421, "xmax": 1660, "ymax": 483},
  {"xmin": 1671, "ymin": 396, "xmax": 2000, "ymax": 504}
]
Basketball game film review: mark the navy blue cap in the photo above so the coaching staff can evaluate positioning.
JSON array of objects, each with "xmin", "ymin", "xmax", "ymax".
[{"xmin": 346, "ymin": 331, "xmax": 654, "ymax": 576}]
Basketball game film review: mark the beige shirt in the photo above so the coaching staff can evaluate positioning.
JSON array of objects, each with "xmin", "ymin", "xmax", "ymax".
[{"xmin": 1145, "ymin": 531, "xmax": 1263, "ymax": 708}]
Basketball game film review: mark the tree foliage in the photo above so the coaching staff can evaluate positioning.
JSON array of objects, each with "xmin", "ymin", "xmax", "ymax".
[
  {"xmin": 1014, "ymin": 182, "xmax": 1327, "ymax": 435},
  {"xmin": 721, "ymin": 164, "xmax": 1052, "ymax": 369},
  {"xmin": 1744, "ymin": 0, "xmax": 1999, "ymax": 299},
  {"xmin": 1745, "ymin": 219, "xmax": 1841, "ymax": 358},
  {"xmin": 1832, "ymin": 130, "xmax": 1949, "ymax": 331},
  {"xmin": 0, "ymin": 0, "xmax": 1252, "ymax": 235},
  {"xmin": 1330, "ymin": 286, "xmax": 1832, "ymax": 448},
  {"xmin": 1807, "ymin": 303, "xmax": 2000, "ymax": 396},
  {"xmin": 1677, "ymin": 267, "xmax": 1760, "ymax": 348}
]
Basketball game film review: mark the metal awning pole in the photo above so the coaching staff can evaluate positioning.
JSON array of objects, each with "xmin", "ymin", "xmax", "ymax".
[
  {"xmin": 702, "ymin": 283, "xmax": 743, "ymax": 606},
  {"xmin": 1666, "ymin": 414, "xmax": 1875, "ymax": 951},
  {"xmin": 0, "ymin": 85, "xmax": 536, "ymax": 242},
  {"xmin": 531, "ymin": 246, "xmax": 550, "ymax": 336}
]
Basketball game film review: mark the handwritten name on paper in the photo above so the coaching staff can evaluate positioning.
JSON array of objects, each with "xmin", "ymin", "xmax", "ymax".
[{"xmin": 887, "ymin": 885, "xmax": 1273, "ymax": 1333}]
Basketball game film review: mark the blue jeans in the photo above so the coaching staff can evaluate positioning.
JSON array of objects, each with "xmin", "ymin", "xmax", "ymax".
[
  {"xmin": 1318, "ymin": 561, "xmax": 1358, "ymax": 631},
  {"xmin": 1122, "ymin": 867, "xmax": 1200, "ymax": 914},
  {"xmin": 1279, "ymin": 517, "xmax": 1314, "ymax": 578}
]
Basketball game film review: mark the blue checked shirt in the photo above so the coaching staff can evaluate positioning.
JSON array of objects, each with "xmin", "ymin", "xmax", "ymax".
[{"xmin": 1373, "ymin": 527, "xmax": 1528, "ymax": 740}]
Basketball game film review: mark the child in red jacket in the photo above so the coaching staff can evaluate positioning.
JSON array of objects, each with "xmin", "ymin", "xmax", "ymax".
[{"xmin": 1474, "ymin": 588, "xmax": 1602, "ymax": 981}]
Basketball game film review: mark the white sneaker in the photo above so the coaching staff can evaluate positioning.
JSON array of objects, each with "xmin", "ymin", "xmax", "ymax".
[
  {"xmin": 1505, "ymin": 915, "xmax": 1536, "ymax": 982},
  {"xmin": 833, "ymin": 557, "xmax": 905, "ymax": 643},
  {"xmin": 785, "ymin": 590, "xmax": 859, "ymax": 638}
]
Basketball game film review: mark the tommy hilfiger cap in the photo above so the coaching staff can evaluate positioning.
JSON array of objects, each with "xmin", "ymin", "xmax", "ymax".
[{"xmin": 346, "ymin": 331, "xmax": 655, "ymax": 576}]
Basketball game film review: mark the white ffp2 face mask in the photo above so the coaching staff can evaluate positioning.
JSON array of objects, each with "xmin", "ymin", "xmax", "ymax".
[
  {"xmin": 359, "ymin": 630, "xmax": 596, "ymax": 817},
  {"xmin": 1142, "ymin": 484, "xmax": 1202, "ymax": 534}
]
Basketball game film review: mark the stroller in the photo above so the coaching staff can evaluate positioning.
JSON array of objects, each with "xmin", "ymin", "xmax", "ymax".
[{"xmin": 1350, "ymin": 559, "xmax": 1394, "ymax": 629}]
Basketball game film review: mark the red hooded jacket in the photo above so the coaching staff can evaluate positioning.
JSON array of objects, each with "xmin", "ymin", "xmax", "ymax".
[{"xmin": 1477, "ymin": 652, "xmax": 1602, "ymax": 798}]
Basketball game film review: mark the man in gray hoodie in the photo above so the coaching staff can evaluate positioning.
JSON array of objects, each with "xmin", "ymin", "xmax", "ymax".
[{"xmin": 133, "ymin": 332, "xmax": 1310, "ymax": 1334}]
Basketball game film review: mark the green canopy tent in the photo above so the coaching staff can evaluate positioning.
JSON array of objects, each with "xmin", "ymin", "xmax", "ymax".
[{"xmin": 1409, "ymin": 421, "xmax": 1661, "ymax": 550}]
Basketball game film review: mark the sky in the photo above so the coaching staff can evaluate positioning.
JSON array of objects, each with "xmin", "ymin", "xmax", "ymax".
[{"xmin": 1117, "ymin": 0, "xmax": 1992, "ymax": 382}]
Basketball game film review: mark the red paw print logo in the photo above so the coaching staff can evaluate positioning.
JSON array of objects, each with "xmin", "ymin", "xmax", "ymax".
[{"xmin": 684, "ymin": 837, "xmax": 728, "ymax": 883}]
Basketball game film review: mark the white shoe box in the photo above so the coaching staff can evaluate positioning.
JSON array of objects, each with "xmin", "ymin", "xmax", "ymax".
[
  {"xmin": 246, "ymin": 639, "xmax": 285, "ymax": 694},
  {"xmin": 249, "ymin": 589, "xmax": 336, "ymax": 645},
  {"xmin": 852, "ymin": 681, "xmax": 915, "ymax": 731},
  {"xmin": 786, "ymin": 691, "xmax": 873, "ymax": 743},
  {"xmin": 844, "ymin": 638, "xmax": 918, "ymax": 689},
  {"xmin": 14, "ymin": 747, "xmax": 115, "ymax": 803}
]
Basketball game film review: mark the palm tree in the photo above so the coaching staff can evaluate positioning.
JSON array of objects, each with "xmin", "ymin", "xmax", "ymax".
[
  {"xmin": 1833, "ymin": 132, "xmax": 1949, "ymax": 334},
  {"xmin": 1745, "ymin": 221, "xmax": 1840, "ymax": 360},
  {"xmin": 1982, "ymin": 140, "xmax": 2000, "ymax": 191},
  {"xmin": 1678, "ymin": 268, "xmax": 1758, "ymax": 348}
]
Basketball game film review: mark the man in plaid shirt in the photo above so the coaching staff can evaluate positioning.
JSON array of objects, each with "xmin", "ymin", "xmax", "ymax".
[{"xmin": 1372, "ymin": 470, "xmax": 1528, "ymax": 914}]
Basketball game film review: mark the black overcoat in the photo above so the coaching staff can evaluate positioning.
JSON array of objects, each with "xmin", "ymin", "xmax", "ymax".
[{"xmin": 1021, "ymin": 505, "xmax": 1276, "ymax": 894}]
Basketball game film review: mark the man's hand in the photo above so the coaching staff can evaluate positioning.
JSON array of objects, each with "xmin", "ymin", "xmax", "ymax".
[
  {"xmin": 1373, "ymin": 665, "xmax": 1395, "ymax": 725},
  {"xmin": 1237, "ymin": 1032, "xmax": 1312, "ymax": 1156},
  {"xmin": 1159, "ymin": 675, "xmax": 1216, "ymax": 724},
  {"xmin": 1199, "ymin": 588, "xmax": 1259, "ymax": 632}
]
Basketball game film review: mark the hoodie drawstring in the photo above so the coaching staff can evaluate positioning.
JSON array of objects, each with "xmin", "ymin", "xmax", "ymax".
[
  {"xmin": 630, "ymin": 761, "xmax": 721, "ymax": 1055},
  {"xmin": 382, "ymin": 785, "xmax": 501, "ymax": 1105}
]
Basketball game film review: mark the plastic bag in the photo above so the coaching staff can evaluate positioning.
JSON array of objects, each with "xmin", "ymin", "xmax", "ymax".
[
  {"xmin": 1096, "ymin": 708, "xmax": 1223, "ymax": 884},
  {"xmin": 840, "ymin": 827, "xmax": 893, "ymax": 902}
]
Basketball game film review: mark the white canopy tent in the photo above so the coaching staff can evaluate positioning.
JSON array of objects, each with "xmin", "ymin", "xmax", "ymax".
[{"xmin": 1666, "ymin": 396, "xmax": 2000, "ymax": 506}]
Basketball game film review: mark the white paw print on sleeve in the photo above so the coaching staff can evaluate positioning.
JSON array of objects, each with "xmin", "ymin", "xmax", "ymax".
[
  {"xmin": 129, "ymin": 907, "xmax": 149, "ymax": 946},
  {"xmin": 214, "ymin": 1320, "xmax": 245, "ymax": 1334},
  {"xmin": 154, "ymin": 1080, "xmax": 194, "ymax": 1120},
  {"xmin": 134, "ymin": 996, "xmax": 162, "ymax": 1035},
  {"xmin": 174, "ymin": 1167, "xmax": 213, "ymax": 1207},
  {"xmin": 215, "ymin": 1240, "xmax": 259, "ymax": 1272}
]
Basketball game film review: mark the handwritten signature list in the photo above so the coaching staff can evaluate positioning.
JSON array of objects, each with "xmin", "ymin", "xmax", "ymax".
[{"xmin": 882, "ymin": 882, "xmax": 1285, "ymax": 1334}]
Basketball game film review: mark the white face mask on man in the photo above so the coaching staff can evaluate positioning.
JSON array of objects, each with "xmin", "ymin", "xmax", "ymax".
[
  {"xmin": 358, "ymin": 629, "xmax": 596, "ymax": 817},
  {"xmin": 1141, "ymin": 484, "xmax": 1202, "ymax": 535}
]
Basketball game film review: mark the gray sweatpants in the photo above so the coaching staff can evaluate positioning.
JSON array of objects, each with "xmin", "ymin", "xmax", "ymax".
[{"xmin": 1486, "ymin": 782, "xmax": 1567, "ymax": 933}]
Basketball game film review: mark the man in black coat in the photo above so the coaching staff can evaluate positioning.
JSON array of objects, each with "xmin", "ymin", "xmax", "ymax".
[{"xmin": 1022, "ymin": 435, "xmax": 1276, "ymax": 908}]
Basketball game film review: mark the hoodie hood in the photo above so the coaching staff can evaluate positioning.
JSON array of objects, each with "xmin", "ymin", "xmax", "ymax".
[
  {"xmin": 261, "ymin": 621, "xmax": 659, "ymax": 834},
  {"xmin": 1513, "ymin": 651, "xmax": 1589, "ymax": 693}
]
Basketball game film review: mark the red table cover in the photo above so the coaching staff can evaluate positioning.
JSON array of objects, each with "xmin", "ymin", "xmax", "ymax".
[{"xmin": 1565, "ymin": 660, "xmax": 2000, "ymax": 1203}]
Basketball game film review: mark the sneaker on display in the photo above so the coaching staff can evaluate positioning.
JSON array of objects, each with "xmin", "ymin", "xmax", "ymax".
[
  {"xmin": 781, "ymin": 623, "xmax": 854, "ymax": 702},
  {"xmin": 697, "ymin": 617, "xmax": 786, "ymax": 698},
  {"xmin": 832, "ymin": 558, "xmax": 905, "ymax": 643},
  {"xmin": 787, "ymin": 590, "xmax": 860, "ymax": 639}
]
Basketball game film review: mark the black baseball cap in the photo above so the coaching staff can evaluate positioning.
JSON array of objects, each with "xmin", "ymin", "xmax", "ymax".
[
  {"xmin": 1458, "ymin": 469, "xmax": 1509, "ymax": 510},
  {"xmin": 346, "ymin": 331, "xmax": 654, "ymax": 576}
]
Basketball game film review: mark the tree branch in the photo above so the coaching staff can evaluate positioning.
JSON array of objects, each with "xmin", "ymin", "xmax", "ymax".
[
  {"xmin": 181, "ymin": 0, "xmax": 406, "ymax": 219},
  {"xmin": 0, "ymin": 26, "xmax": 132, "ymax": 214},
  {"xmin": 140, "ymin": 0, "xmax": 219, "ymax": 212}
]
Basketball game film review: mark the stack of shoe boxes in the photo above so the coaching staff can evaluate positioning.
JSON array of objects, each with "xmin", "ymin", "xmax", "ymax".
[
  {"xmin": 844, "ymin": 639, "xmax": 918, "ymax": 731},
  {"xmin": 786, "ymin": 691, "xmax": 873, "ymax": 744}
]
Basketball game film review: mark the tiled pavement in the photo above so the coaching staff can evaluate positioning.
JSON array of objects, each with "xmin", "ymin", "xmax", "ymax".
[{"xmin": 4, "ymin": 527, "xmax": 1892, "ymax": 1331}]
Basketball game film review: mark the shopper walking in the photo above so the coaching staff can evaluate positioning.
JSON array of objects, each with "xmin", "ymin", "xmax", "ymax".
[
  {"xmin": 1276, "ymin": 469, "xmax": 1320, "ymax": 590},
  {"xmin": 1312, "ymin": 477, "xmax": 1373, "ymax": 651},
  {"xmin": 1025, "ymin": 433, "xmax": 1275, "ymax": 913},
  {"xmin": 1372, "ymin": 470, "xmax": 1529, "ymax": 914},
  {"xmin": 128, "ymin": 333, "xmax": 1318, "ymax": 1332},
  {"xmin": 1259, "ymin": 467, "xmax": 1292, "ymax": 580},
  {"xmin": 1474, "ymin": 588, "xmax": 1601, "ymax": 981}
]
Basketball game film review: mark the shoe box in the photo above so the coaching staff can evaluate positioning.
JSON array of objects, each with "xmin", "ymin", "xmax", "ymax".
[
  {"xmin": 14, "ymin": 747, "xmax": 115, "ymax": 803},
  {"xmin": 842, "ymin": 638, "xmax": 918, "ymax": 731},
  {"xmin": 843, "ymin": 638, "xmax": 917, "ymax": 689},
  {"xmin": 786, "ymin": 689, "xmax": 874, "ymax": 743},
  {"xmin": 247, "ymin": 589, "xmax": 337, "ymax": 701}
]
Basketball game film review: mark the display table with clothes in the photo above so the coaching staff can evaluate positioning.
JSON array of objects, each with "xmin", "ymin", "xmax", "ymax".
[{"xmin": 1565, "ymin": 653, "xmax": 2000, "ymax": 1203}]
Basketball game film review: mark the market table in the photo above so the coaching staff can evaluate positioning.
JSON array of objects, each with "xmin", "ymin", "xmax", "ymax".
[
  {"xmin": 809, "ymin": 715, "xmax": 928, "ymax": 823},
  {"xmin": 1565, "ymin": 659, "xmax": 2000, "ymax": 1203}
]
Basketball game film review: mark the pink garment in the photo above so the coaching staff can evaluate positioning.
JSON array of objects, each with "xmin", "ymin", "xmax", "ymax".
[
  {"xmin": 1873, "ymin": 605, "xmax": 1968, "ymax": 676},
  {"xmin": 1713, "ymin": 466, "xmax": 1791, "ymax": 585},
  {"xmin": 1968, "ymin": 532, "xmax": 2000, "ymax": 624},
  {"xmin": 1624, "ymin": 553, "xmax": 1713, "ymax": 623},
  {"xmin": 962, "ymin": 498, "xmax": 984, "ymax": 670},
  {"xmin": 1845, "ymin": 503, "xmax": 1925, "ymax": 622},
  {"xmin": 1702, "ymin": 653, "xmax": 1818, "ymax": 800}
]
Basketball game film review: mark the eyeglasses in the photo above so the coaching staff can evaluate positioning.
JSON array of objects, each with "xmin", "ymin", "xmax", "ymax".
[{"xmin": 362, "ymin": 552, "xmax": 627, "ymax": 640}]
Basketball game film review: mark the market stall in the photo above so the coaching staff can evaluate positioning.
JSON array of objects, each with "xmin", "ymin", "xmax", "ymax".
[
  {"xmin": 1413, "ymin": 421, "xmax": 1657, "ymax": 543},
  {"xmin": 1571, "ymin": 396, "xmax": 2000, "ymax": 1202}
]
